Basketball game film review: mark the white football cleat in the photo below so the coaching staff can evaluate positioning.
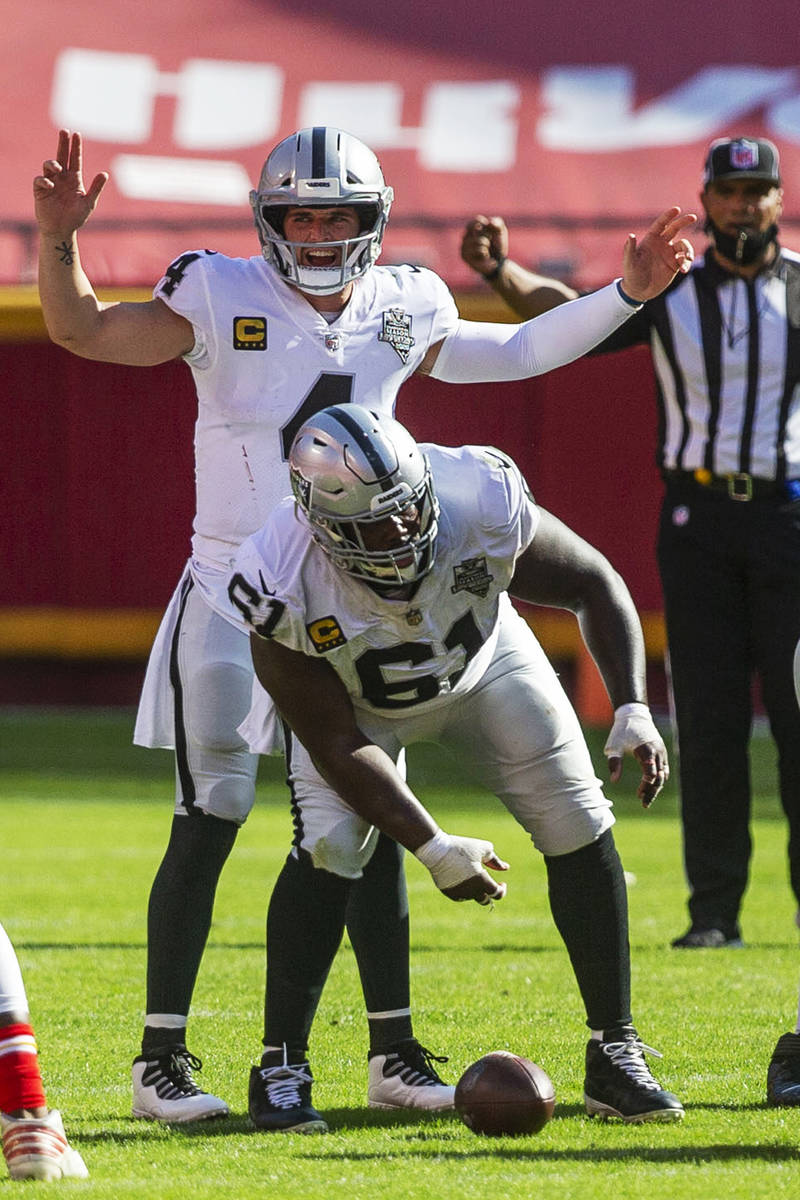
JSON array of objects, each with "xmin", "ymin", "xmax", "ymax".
[
  {"xmin": 367, "ymin": 1040, "xmax": 455, "ymax": 1111},
  {"xmin": 132, "ymin": 1046, "xmax": 229, "ymax": 1123},
  {"xmin": 1, "ymin": 1109, "xmax": 88, "ymax": 1181}
]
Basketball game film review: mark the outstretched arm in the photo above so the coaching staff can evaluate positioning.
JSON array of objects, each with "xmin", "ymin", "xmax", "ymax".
[
  {"xmin": 249, "ymin": 633, "xmax": 508, "ymax": 902},
  {"xmin": 34, "ymin": 129, "xmax": 194, "ymax": 364},
  {"xmin": 459, "ymin": 208, "xmax": 695, "ymax": 322},
  {"xmin": 510, "ymin": 509, "xmax": 668, "ymax": 807},
  {"xmin": 422, "ymin": 207, "xmax": 694, "ymax": 381}
]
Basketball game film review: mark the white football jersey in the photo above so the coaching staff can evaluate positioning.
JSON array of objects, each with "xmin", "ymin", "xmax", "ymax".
[
  {"xmin": 154, "ymin": 253, "xmax": 459, "ymax": 577},
  {"xmin": 230, "ymin": 444, "xmax": 539, "ymax": 719}
]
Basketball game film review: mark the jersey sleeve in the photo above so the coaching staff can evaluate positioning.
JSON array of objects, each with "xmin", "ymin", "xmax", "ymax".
[
  {"xmin": 472, "ymin": 447, "xmax": 540, "ymax": 562},
  {"xmin": 432, "ymin": 444, "xmax": 539, "ymax": 567},
  {"xmin": 420, "ymin": 267, "xmax": 460, "ymax": 345},
  {"xmin": 152, "ymin": 250, "xmax": 218, "ymax": 369},
  {"xmin": 227, "ymin": 513, "xmax": 310, "ymax": 652}
]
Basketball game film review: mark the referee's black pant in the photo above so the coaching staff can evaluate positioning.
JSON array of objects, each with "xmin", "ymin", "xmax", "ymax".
[{"xmin": 657, "ymin": 477, "xmax": 800, "ymax": 938}]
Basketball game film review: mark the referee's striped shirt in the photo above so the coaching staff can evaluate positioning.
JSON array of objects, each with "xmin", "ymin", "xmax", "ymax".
[{"xmin": 594, "ymin": 246, "xmax": 800, "ymax": 484}]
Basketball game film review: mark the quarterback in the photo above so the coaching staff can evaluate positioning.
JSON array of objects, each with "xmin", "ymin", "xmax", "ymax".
[
  {"xmin": 229, "ymin": 403, "xmax": 684, "ymax": 1131},
  {"xmin": 33, "ymin": 125, "xmax": 693, "ymax": 1124}
]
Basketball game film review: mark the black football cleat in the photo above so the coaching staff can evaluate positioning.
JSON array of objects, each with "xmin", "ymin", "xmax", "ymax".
[
  {"xmin": 767, "ymin": 1032, "xmax": 800, "ymax": 1106},
  {"xmin": 584, "ymin": 1027, "xmax": 684, "ymax": 1123},
  {"xmin": 671, "ymin": 926, "xmax": 744, "ymax": 949},
  {"xmin": 248, "ymin": 1056, "xmax": 328, "ymax": 1133}
]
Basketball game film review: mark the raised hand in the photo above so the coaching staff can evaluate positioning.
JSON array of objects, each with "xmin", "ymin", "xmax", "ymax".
[
  {"xmin": 33, "ymin": 130, "xmax": 109, "ymax": 238},
  {"xmin": 621, "ymin": 206, "xmax": 696, "ymax": 302},
  {"xmin": 460, "ymin": 214, "xmax": 510, "ymax": 277}
]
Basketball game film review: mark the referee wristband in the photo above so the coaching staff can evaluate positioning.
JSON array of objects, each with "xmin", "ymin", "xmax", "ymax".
[
  {"xmin": 615, "ymin": 279, "xmax": 643, "ymax": 309},
  {"xmin": 484, "ymin": 255, "xmax": 507, "ymax": 282}
]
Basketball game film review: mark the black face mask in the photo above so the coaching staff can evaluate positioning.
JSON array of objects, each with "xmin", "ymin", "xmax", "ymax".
[{"xmin": 705, "ymin": 216, "xmax": 779, "ymax": 266}]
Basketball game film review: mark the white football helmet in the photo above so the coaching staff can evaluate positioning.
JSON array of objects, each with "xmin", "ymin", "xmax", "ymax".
[
  {"xmin": 289, "ymin": 404, "xmax": 438, "ymax": 590},
  {"xmin": 250, "ymin": 127, "xmax": 394, "ymax": 295}
]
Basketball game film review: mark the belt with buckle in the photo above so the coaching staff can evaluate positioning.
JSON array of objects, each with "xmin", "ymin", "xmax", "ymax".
[{"xmin": 664, "ymin": 469, "xmax": 800, "ymax": 502}]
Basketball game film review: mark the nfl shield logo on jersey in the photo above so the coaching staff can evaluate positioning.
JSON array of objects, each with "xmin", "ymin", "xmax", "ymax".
[{"xmin": 378, "ymin": 308, "xmax": 416, "ymax": 363}]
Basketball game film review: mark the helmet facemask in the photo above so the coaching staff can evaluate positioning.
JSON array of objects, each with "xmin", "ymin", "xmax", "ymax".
[
  {"xmin": 250, "ymin": 127, "xmax": 393, "ymax": 295},
  {"xmin": 289, "ymin": 405, "xmax": 439, "ymax": 592}
]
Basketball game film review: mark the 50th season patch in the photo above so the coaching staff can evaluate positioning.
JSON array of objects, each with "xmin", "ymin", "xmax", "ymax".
[
  {"xmin": 233, "ymin": 316, "xmax": 267, "ymax": 350},
  {"xmin": 451, "ymin": 557, "xmax": 495, "ymax": 598},
  {"xmin": 307, "ymin": 616, "xmax": 347, "ymax": 653}
]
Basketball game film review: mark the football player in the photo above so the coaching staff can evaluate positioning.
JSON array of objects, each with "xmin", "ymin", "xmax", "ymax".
[
  {"xmin": 0, "ymin": 923, "xmax": 88, "ymax": 1180},
  {"xmin": 766, "ymin": 637, "xmax": 800, "ymax": 1105},
  {"xmin": 229, "ymin": 403, "xmax": 684, "ymax": 1129},
  {"xmin": 33, "ymin": 126, "xmax": 693, "ymax": 1124}
]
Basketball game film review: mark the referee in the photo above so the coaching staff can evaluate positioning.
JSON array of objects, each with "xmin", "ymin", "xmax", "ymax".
[{"xmin": 460, "ymin": 136, "xmax": 800, "ymax": 950}]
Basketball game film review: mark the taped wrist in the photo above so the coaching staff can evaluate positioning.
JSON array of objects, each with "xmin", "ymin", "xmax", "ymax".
[
  {"xmin": 604, "ymin": 702, "xmax": 658, "ymax": 757},
  {"xmin": 414, "ymin": 830, "xmax": 491, "ymax": 891}
]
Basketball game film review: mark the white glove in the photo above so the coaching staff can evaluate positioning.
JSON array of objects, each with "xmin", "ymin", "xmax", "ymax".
[
  {"xmin": 604, "ymin": 702, "xmax": 665, "ymax": 760},
  {"xmin": 414, "ymin": 829, "xmax": 502, "ymax": 891}
]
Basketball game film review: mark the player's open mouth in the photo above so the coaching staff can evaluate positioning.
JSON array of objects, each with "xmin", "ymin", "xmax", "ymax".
[{"xmin": 303, "ymin": 249, "xmax": 341, "ymax": 267}]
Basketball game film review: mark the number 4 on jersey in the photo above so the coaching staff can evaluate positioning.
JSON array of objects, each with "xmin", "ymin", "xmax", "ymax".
[{"xmin": 280, "ymin": 373, "xmax": 354, "ymax": 458}]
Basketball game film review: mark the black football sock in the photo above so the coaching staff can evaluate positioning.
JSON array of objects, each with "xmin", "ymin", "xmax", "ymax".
[
  {"xmin": 345, "ymin": 833, "xmax": 414, "ymax": 1054},
  {"xmin": 544, "ymin": 828, "xmax": 632, "ymax": 1033},
  {"xmin": 144, "ymin": 811, "xmax": 238, "ymax": 1039},
  {"xmin": 140, "ymin": 1025, "xmax": 187, "ymax": 1057},
  {"xmin": 264, "ymin": 851, "xmax": 351, "ymax": 1056}
]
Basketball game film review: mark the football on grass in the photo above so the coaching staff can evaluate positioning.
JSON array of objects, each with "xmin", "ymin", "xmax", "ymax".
[{"xmin": 455, "ymin": 1051, "xmax": 555, "ymax": 1136}]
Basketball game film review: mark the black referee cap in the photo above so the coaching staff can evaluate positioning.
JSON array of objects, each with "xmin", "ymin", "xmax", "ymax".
[{"xmin": 703, "ymin": 137, "xmax": 781, "ymax": 186}]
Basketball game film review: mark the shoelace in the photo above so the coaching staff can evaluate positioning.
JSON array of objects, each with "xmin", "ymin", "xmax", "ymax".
[
  {"xmin": 164, "ymin": 1049, "xmax": 204, "ymax": 1095},
  {"xmin": 601, "ymin": 1037, "xmax": 662, "ymax": 1090},
  {"xmin": 258, "ymin": 1063, "xmax": 312, "ymax": 1110},
  {"xmin": 386, "ymin": 1043, "xmax": 448, "ymax": 1086}
]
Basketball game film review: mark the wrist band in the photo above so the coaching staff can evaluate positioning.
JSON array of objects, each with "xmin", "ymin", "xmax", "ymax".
[
  {"xmin": 615, "ymin": 279, "xmax": 643, "ymax": 309},
  {"xmin": 413, "ymin": 829, "xmax": 450, "ymax": 867},
  {"xmin": 484, "ymin": 255, "xmax": 507, "ymax": 282},
  {"xmin": 614, "ymin": 701, "xmax": 650, "ymax": 718}
]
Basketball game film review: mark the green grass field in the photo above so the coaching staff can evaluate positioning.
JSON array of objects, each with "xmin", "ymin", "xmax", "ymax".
[{"xmin": 1, "ymin": 707, "xmax": 799, "ymax": 1198}]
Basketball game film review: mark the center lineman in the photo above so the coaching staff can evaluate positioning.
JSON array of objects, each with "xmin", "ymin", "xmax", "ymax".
[
  {"xmin": 33, "ymin": 125, "xmax": 693, "ymax": 1122},
  {"xmin": 229, "ymin": 403, "xmax": 684, "ymax": 1130}
]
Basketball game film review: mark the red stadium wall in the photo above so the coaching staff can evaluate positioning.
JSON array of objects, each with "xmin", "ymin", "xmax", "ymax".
[
  {"xmin": 1, "ymin": 335, "xmax": 663, "ymax": 707},
  {"xmin": 2, "ymin": 340, "xmax": 661, "ymax": 608}
]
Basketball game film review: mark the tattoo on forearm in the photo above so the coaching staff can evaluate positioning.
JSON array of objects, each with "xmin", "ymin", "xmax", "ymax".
[{"xmin": 56, "ymin": 241, "xmax": 74, "ymax": 265}]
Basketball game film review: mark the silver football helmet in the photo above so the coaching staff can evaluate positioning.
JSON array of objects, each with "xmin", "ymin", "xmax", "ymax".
[
  {"xmin": 289, "ymin": 404, "xmax": 438, "ymax": 590},
  {"xmin": 250, "ymin": 126, "xmax": 394, "ymax": 295}
]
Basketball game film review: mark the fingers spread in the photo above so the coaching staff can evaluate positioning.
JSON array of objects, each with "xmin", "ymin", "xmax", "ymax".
[{"xmin": 648, "ymin": 205, "xmax": 682, "ymax": 235}]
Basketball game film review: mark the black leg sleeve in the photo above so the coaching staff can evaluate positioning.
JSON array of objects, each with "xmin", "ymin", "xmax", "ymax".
[
  {"xmin": 544, "ymin": 829, "xmax": 632, "ymax": 1032},
  {"xmin": 345, "ymin": 833, "xmax": 410, "ymax": 1015},
  {"xmin": 265, "ymin": 851, "xmax": 351, "ymax": 1057},
  {"xmin": 146, "ymin": 812, "xmax": 238, "ymax": 1015}
]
